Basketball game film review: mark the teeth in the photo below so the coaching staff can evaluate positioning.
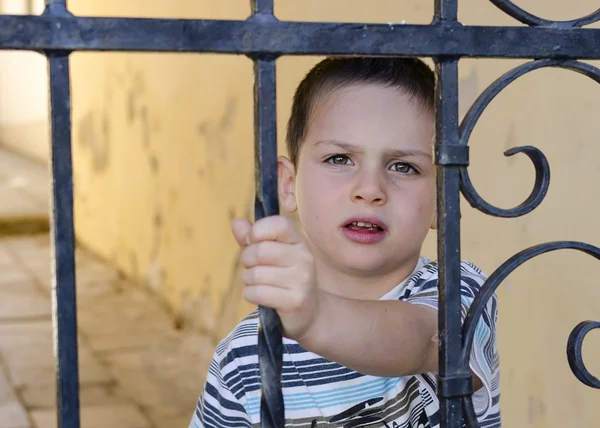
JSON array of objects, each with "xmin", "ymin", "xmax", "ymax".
[{"xmin": 352, "ymin": 221, "xmax": 376, "ymax": 228}]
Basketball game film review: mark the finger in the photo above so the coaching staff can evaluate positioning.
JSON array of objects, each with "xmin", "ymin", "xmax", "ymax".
[
  {"xmin": 232, "ymin": 218, "xmax": 253, "ymax": 247},
  {"xmin": 250, "ymin": 216, "xmax": 303, "ymax": 245},
  {"xmin": 240, "ymin": 241, "xmax": 294, "ymax": 268},
  {"xmin": 242, "ymin": 265, "xmax": 301, "ymax": 289},
  {"xmin": 243, "ymin": 284, "xmax": 302, "ymax": 312}
]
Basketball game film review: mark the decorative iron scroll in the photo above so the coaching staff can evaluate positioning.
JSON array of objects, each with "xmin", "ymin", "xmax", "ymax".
[
  {"xmin": 454, "ymin": 4, "xmax": 600, "ymax": 427},
  {"xmin": 489, "ymin": 1, "xmax": 600, "ymax": 27},
  {"xmin": 0, "ymin": 0, "xmax": 597, "ymax": 427},
  {"xmin": 460, "ymin": 243, "xmax": 600, "ymax": 427}
]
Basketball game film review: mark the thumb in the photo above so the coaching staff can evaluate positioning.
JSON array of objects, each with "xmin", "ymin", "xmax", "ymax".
[{"xmin": 232, "ymin": 218, "xmax": 253, "ymax": 247}]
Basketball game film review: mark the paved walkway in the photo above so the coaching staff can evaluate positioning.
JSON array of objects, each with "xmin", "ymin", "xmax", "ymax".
[
  {"xmin": 0, "ymin": 235, "xmax": 214, "ymax": 428},
  {"xmin": 0, "ymin": 148, "xmax": 215, "ymax": 428},
  {"xmin": 0, "ymin": 149, "xmax": 48, "ymax": 218}
]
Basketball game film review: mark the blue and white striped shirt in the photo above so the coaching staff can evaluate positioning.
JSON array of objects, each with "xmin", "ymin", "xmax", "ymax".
[{"xmin": 189, "ymin": 258, "xmax": 501, "ymax": 427}]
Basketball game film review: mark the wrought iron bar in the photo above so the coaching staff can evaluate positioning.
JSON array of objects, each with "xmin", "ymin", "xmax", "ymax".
[
  {"xmin": 251, "ymin": 0, "xmax": 274, "ymax": 16},
  {"xmin": 489, "ymin": 0, "xmax": 600, "ymax": 27},
  {"xmin": 43, "ymin": 0, "xmax": 70, "ymax": 17},
  {"xmin": 47, "ymin": 51, "xmax": 80, "ymax": 428},
  {"xmin": 459, "ymin": 59, "xmax": 600, "ymax": 217},
  {"xmin": 459, "ymin": 242, "xmax": 600, "ymax": 427},
  {"xmin": 433, "ymin": 6, "xmax": 468, "ymax": 428},
  {"xmin": 454, "ymin": 56, "xmax": 600, "ymax": 426},
  {"xmin": 252, "ymin": 56, "xmax": 285, "ymax": 428},
  {"xmin": 435, "ymin": 54, "xmax": 469, "ymax": 428},
  {"xmin": 434, "ymin": 0, "xmax": 457, "ymax": 22},
  {"xmin": 567, "ymin": 321, "xmax": 600, "ymax": 389},
  {"xmin": 2, "ymin": 15, "xmax": 600, "ymax": 59}
]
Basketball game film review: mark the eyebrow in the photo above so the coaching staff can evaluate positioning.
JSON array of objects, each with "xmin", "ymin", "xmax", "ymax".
[{"xmin": 314, "ymin": 140, "xmax": 432, "ymax": 160}]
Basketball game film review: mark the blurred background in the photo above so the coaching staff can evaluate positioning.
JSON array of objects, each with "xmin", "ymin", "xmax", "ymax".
[{"xmin": 0, "ymin": 0, "xmax": 598, "ymax": 427}]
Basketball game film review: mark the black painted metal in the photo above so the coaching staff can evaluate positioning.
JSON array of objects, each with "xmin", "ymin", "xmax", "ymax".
[
  {"xmin": 489, "ymin": 1, "xmax": 600, "ymax": 27},
  {"xmin": 0, "ymin": 0, "xmax": 597, "ymax": 426},
  {"xmin": 252, "ymin": 0, "xmax": 274, "ymax": 16},
  {"xmin": 47, "ymin": 50, "xmax": 80, "ymax": 428},
  {"xmin": 567, "ymin": 321, "xmax": 600, "ymax": 389},
  {"xmin": 2, "ymin": 15, "xmax": 600, "ymax": 59},
  {"xmin": 434, "ymin": 55, "xmax": 466, "ymax": 428},
  {"xmin": 460, "ymin": 242, "xmax": 600, "ymax": 427},
  {"xmin": 459, "ymin": 59, "xmax": 600, "ymax": 218},
  {"xmin": 252, "ymin": 54, "xmax": 285, "ymax": 427}
]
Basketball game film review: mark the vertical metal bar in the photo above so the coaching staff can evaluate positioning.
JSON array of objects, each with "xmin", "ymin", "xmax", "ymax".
[
  {"xmin": 433, "ymin": 0, "xmax": 463, "ymax": 425},
  {"xmin": 48, "ymin": 52, "xmax": 80, "ymax": 428},
  {"xmin": 253, "ymin": 57, "xmax": 284, "ymax": 428},
  {"xmin": 44, "ymin": 0, "xmax": 69, "ymax": 15},
  {"xmin": 435, "ymin": 57, "xmax": 463, "ymax": 428},
  {"xmin": 434, "ymin": 0, "xmax": 458, "ymax": 22},
  {"xmin": 251, "ymin": 0, "xmax": 274, "ymax": 16}
]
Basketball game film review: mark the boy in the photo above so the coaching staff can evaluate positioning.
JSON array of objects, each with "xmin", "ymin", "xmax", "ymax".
[{"xmin": 189, "ymin": 57, "xmax": 500, "ymax": 427}]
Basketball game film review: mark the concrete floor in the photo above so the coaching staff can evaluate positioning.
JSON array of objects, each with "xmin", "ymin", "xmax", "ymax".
[
  {"xmin": 0, "ymin": 149, "xmax": 49, "ymax": 219},
  {"xmin": 0, "ymin": 148, "xmax": 214, "ymax": 428}
]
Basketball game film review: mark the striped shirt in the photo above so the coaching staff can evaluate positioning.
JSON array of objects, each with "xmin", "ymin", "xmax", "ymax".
[{"xmin": 189, "ymin": 258, "xmax": 501, "ymax": 427}]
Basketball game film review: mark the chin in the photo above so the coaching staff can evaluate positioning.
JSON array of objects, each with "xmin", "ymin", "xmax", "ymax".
[{"xmin": 338, "ymin": 254, "xmax": 390, "ymax": 275}]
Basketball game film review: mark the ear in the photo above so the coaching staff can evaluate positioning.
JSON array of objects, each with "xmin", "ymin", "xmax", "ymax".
[
  {"xmin": 278, "ymin": 156, "xmax": 298, "ymax": 213},
  {"xmin": 430, "ymin": 213, "xmax": 437, "ymax": 230},
  {"xmin": 430, "ymin": 164, "xmax": 438, "ymax": 230},
  {"xmin": 430, "ymin": 199, "xmax": 438, "ymax": 230}
]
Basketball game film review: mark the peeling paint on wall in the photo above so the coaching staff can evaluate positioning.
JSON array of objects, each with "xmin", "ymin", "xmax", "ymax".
[{"xmin": 77, "ymin": 111, "xmax": 110, "ymax": 172}]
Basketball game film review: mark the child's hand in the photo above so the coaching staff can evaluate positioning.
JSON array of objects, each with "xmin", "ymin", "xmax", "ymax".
[{"xmin": 232, "ymin": 216, "xmax": 320, "ymax": 342}]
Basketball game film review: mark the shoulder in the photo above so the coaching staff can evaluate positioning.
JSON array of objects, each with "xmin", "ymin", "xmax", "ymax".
[
  {"xmin": 215, "ymin": 309, "xmax": 259, "ymax": 356},
  {"xmin": 214, "ymin": 309, "xmax": 260, "ymax": 364},
  {"xmin": 402, "ymin": 258, "xmax": 489, "ymax": 299},
  {"xmin": 203, "ymin": 310, "xmax": 261, "ymax": 402}
]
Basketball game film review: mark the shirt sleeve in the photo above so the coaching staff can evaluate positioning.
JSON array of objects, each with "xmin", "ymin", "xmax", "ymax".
[
  {"xmin": 404, "ymin": 261, "xmax": 501, "ymax": 423},
  {"xmin": 189, "ymin": 352, "xmax": 252, "ymax": 428}
]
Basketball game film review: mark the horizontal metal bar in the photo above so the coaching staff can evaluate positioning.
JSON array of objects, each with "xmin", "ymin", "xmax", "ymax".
[{"xmin": 1, "ymin": 14, "xmax": 600, "ymax": 58}]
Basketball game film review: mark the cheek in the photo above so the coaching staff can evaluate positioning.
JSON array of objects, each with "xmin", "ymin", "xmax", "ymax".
[
  {"xmin": 403, "ymin": 183, "xmax": 436, "ymax": 218},
  {"xmin": 416, "ymin": 196, "xmax": 434, "ymax": 215},
  {"xmin": 296, "ymin": 173, "xmax": 342, "ymax": 222}
]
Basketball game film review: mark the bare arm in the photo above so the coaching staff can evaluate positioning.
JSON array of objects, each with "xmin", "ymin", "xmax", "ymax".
[
  {"xmin": 296, "ymin": 290, "xmax": 437, "ymax": 376},
  {"xmin": 297, "ymin": 290, "xmax": 483, "ymax": 390}
]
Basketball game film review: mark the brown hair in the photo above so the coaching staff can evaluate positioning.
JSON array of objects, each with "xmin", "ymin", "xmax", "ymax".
[{"xmin": 285, "ymin": 57, "xmax": 435, "ymax": 166}]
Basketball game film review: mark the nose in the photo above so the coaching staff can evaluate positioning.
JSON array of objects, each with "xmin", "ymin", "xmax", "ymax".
[{"xmin": 351, "ymin": 168, "xmax": 387, "ymax": 206}]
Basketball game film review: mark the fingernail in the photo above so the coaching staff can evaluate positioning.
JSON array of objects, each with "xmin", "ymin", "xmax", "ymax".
[{"xmin": 244, "ymin": 234, "xmax": 250, "ymax": 246}]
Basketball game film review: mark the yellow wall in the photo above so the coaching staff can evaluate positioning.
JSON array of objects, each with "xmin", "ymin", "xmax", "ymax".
[
  {"xmin": 7, "ymin": 0, "xmax": 595, "ymax": 426},
  {"xmin": 0, "ymin": 0, "xmax": 49, "ymax": 162}
]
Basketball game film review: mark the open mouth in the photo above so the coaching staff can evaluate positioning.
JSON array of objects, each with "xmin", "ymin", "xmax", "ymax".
[{"xmin": 344, "ymin": 221, "xmax": 385, "ymax": 232}]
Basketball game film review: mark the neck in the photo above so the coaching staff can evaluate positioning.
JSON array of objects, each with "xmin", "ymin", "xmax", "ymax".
[{"xmin": 314, "ymin": 254, "xmax": 421, "ymax": 300}]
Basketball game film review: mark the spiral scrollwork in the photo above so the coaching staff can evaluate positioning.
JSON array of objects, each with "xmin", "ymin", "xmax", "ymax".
[
  {"xmin": 458, "ymin": 242, "xmax": 600, "ymax": 427},
  {"xmin": 489, "ymin": 1, "xmax": 600, "ymax": 27},
  {"xmin": 567, "ymin": 321, "xmax": 600, "ymax": 389},
  {"xmin": 459, "ymin": 59, "xmax": 600, "ymax": 218}
]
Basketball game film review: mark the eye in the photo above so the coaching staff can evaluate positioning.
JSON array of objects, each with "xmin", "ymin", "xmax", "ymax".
[
  {"xmin": 325, "ymin": 154, "xmax": 352, "ymax": 166},
  {"xmin": 390, "ymin": 161, "xmax": 418, "ymax": 175}
]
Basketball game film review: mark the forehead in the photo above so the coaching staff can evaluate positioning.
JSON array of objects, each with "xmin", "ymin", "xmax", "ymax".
[{"xmin": 306, "ymin": 83, "xmax": 433, "ymax": 152}]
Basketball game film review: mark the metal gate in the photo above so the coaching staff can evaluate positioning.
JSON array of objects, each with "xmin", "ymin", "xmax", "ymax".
[{"xmin": 0, "ymin": 0, "xmax": 599, "ymax": 427}]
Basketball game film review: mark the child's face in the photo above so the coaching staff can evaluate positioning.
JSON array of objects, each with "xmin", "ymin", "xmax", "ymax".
[{"xmin": 280, "ymin": 83, "xmax": 436, "ymax": 276}]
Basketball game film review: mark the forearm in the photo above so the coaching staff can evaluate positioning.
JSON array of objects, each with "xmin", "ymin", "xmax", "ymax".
[{"xmin": 295, "ymin": 290, "xmax": 438, "ymax": 377}]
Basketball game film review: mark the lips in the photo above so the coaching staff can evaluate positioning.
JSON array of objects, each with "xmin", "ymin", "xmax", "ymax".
[{"xmin": 340, "ymin": 216, "xmax": 388, "ymax": 244}]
